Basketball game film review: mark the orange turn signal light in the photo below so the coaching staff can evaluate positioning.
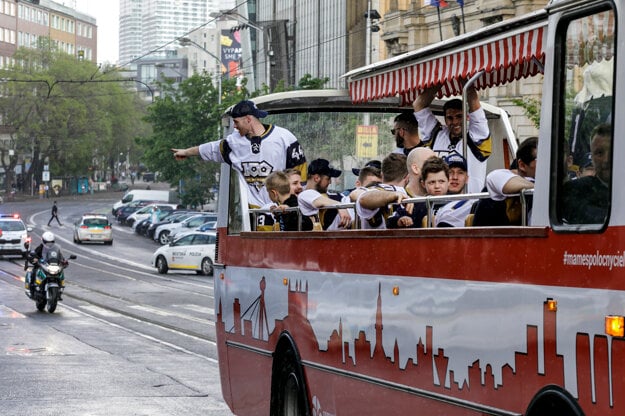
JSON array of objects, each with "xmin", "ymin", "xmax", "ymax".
[
  {"xmin": 546, "ymin": 298, "xmax": 558, "ymax": 312},
  {"xmin": 392, "ymin": 286, "xmax": 400, "ymax": 296},
  {"xmin": 605, "ymin": 315, "xmax": 625, "ymax": 337}
]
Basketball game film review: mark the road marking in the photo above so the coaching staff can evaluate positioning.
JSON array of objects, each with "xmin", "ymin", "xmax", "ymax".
[{"xmin": 0, "ymin": 304, "xmax": 25, "ymax": 318}]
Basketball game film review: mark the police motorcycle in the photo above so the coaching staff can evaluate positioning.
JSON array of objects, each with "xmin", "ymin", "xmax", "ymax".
[{"xmin": 24, "ymin": 232, "xmax": 76, "ymax": 313}]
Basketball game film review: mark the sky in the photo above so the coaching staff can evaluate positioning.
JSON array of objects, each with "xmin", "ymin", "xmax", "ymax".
[{"xmin": 74, "ymin": 0, "xmax": 120, "ymax": 65}]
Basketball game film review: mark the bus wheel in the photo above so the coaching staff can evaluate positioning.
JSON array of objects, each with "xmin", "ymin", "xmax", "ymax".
[
  {"xmin": 525, "ymin": 385, "xmax": 584, "ymax": 416},
  {"xmin": 271, "ymin": 338, "xmax": 309, "ymax": 416}
]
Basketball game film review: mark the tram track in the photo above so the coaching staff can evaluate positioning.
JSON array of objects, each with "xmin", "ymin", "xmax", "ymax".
[{"xmin": 0, "ymin": 257, "xmax": 218, "ymax": 360}]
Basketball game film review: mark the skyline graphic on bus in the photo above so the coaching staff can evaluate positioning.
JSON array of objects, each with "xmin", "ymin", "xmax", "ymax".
[{"xmin": 217, "ymin": 278, "xmax": 623, "ymax": 413}]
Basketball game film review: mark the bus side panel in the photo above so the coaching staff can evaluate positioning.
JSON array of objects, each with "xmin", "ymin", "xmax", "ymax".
[
  {"xmin": 304, "ymin": 365, "xmax": 480, "ymax": 416},
  {"xmin": 215, "ymin": 266, "xmax": 274, "ymax": 415},
  {"xmin": 215, "ymin": 230, "xmax": 625, "ymax": 415},
  {"xmin": 214, "ymin": 265, "xmax": 234, "ymax": 412}
]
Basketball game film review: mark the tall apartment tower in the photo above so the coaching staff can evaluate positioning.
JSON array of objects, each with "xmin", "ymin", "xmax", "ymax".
[{"xmin": 118, "ymin": 0, "xmax": 222, "ymax": 67}]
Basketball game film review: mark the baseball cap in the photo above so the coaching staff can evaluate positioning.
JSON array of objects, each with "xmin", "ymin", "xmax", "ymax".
[
  {"xmin": 308, "ymin": 159, "xmax": 342, "ymax": 178},
  {"xmin": 228, "ymin": 100, "xmax": 268, "ymax": 119},
  {"xmin": 352, "ymin": 160, "xmax": 382, "ymax": 176},
  {"xmin": 581, "ymin": 152, "xmax": 593, "ymax": 169},
  {"xmin": 444, "ymin": 152, "xmax": 467, "ymax": 171}
]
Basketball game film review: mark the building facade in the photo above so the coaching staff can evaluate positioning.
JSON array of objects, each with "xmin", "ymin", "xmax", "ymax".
[
  {"xmin": 0, "ymin": 0, "xmax": 97, "ymax": 67},
  {"xmin": 251, "ymin": 0, "xmax": 382, "ymax": 91},
  {"xmin": 250, "ymin": 0, "xmax": 547, "ymax": 138},
  {"xmin": 118, "ymin": 0, "xmax": 225, "ymax": 67}
]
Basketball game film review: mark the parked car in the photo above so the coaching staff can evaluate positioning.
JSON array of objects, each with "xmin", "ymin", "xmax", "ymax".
[
  {"xmin": 112, "ymin": 189, "xmax": 175, "ymax": 213},
  {"xmin": 125, "ymin": 203, "xmax": 178, "ymax": 228},
  {"xmin": 151, "ymin": 231, "xmax": 216, "ymax": 275},
  {"xmin": 157, "ymin": 213, "xmax": 217, "ymax": 245},
  {"xmin": 135, "ymin": 209, "xmax": 181, "ymax": 236},
  {"xmin": 142, "ymin": 172, "xmax": 156, "ymax": 182},
  {"xmin": 115, "ymin": 200, "xmax": 159, "ymax": 223},
  {"xmin": 174, "ymin": 220, "xmax": 217, "ymax": 240},
  {"xmin": 146, "ymin": 211, "xmax": 197, "ymax": 240},
  {"xmin": 73, "ymin": 213, "xmax": 113, "ymax": 245}
]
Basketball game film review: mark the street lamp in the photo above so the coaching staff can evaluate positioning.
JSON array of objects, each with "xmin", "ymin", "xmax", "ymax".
[{"xmin": 178, "ymin": 37, "xmax": 222, "ymax": 106}]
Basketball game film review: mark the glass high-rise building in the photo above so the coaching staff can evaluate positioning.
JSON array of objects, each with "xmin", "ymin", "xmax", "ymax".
[{"xmin": 118, "ymin": 0, "xmax": 222, "ymax": 67}]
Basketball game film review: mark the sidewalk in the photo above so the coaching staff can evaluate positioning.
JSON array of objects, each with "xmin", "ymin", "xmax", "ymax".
[{"xmin": 5, "ymin": 181, "xmax": 172, "ymax": 204}]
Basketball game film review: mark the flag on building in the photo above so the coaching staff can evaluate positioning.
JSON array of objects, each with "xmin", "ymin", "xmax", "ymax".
[{"xmin": 424, "ymin": 0, "xmax": 449, "ymax": 7}]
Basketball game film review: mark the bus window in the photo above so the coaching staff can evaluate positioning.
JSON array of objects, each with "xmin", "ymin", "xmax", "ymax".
[
  {"xmin": 227, "ymin": 167, "xmax": 243, "ymax": 234},
  {"xmin": 555, "ymin": 8, "xmax": 614, "ymax": 228}
]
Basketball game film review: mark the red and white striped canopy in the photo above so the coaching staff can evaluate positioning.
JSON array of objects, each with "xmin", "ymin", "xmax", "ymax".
[{"xmin": 347, "ymin": 24, "xmax": 546, "ymax": 104}]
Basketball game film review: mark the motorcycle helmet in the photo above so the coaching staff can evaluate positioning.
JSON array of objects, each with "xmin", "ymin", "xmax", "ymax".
[{"xmin": 42, "ymin": 231, "xmax": 55, "ymax": 246}]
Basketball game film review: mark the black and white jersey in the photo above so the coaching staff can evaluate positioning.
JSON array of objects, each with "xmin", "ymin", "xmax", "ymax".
[{"xmin": 199, "ymin": 124, "xmax": 307, "ymax": 207}]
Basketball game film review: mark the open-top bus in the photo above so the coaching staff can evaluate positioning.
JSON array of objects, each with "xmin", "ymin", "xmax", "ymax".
[{"xmin": 212, "ymin": 0, "xmax": 619, "ymax": 414}]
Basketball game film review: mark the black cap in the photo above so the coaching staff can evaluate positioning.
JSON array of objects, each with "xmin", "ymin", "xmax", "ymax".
[
  {"xmin": 228, "ymin": 100, "xmax": 268, "ymax": 119},
  {"xmin": 352, "ymin": 160, "xmax": 382, "ymax": 176},
  {"xmin": 581, "ymin": 152, "xmax": 593, "ymax": 169},
  {"xmin": 308, "ymin": 159, "xmax": 341, "ymax": 178},
  {"xmin": 443, "ymin": 152, "xmax": 467, "ymax": 171}
]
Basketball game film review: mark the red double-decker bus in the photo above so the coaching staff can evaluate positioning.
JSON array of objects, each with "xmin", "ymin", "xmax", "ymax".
[{"xmin": 212, "ymin": 1, "xmax": 620, "ymax": 414}]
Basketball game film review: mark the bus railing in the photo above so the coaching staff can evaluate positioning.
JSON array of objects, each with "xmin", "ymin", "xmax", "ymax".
[{"xmin": 248, "ymin": 189, "xmax": 534, "ymax": 231}]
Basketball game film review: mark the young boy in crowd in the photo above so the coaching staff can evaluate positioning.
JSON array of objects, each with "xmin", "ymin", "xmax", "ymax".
[
  {"xmin": 264, "ymin": 170, "xmax": 311, "ymax": 231},
  {"xmin": 387, "ymin": 156, "xmax": 449, "ymax": 228}
]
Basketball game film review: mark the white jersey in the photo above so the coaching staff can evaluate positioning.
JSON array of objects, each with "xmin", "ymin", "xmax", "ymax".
[
  {"xmin": 298, "ymin": 189, "xmax": 348, "ymax": 230},
  {"xmin": 355, "ymin": 184, "xmax": 407, "ymax": 230},
  {"xmin": 198, "ymin": 124, "xmax": 306, "ymax": 207},
  {"xmin": 414, "ymin": 107, "xmax": 491, "ymax": 193},
  {"xmin": 486, "ymin": 169, "xmax": 535, "ymax": 201},
  {"xmin": 434, "ymin": 199, "xmax": 475, "ymax": 227}
]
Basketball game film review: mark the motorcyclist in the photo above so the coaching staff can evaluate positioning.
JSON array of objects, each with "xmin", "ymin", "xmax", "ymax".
[{"xmin": 27, "ymin": 231, "xmax": 67, "ymax": 296}]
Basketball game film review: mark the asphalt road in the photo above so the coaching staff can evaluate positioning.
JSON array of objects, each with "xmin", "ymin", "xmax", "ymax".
[{"xmin": 0, "ymin": 190, "xmax": 234, "ymax": 416}]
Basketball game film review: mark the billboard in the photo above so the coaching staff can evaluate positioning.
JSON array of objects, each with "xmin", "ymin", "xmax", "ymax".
[{"xmin": 221, "ymin": 30, "xmax": 242, "ymax": 80}]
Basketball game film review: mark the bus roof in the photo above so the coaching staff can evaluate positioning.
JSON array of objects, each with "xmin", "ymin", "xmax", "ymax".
[
  {"xmin": 233, "ymin": 89, "xmax": 508, "ymax": 120},
  {"xmin": 344, "ymin": 9, "xmax": 548, "ymax": 104}
]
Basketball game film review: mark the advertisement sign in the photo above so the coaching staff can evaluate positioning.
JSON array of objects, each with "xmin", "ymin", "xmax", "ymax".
[
  {"xmin": 356, "ymin": 125, "xmax": 379, "ymax": 158},
  {"xmin": 221, "ymin": 30, "xmax": 242, "ymax": 79}
]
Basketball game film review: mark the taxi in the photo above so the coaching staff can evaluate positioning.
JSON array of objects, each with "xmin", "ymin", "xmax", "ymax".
[
  {"xmin": 73, "ymin": 213, "xmax": 113, "ymax": 245},
  {"xmin": 151, "ymin": 231, "xmax": 216, "ymax": 276}
]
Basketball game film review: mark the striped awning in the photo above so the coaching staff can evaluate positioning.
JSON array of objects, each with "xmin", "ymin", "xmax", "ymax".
[{"xmin": 347, "ymin": 21, "xmax": 547, "ymax": 104}]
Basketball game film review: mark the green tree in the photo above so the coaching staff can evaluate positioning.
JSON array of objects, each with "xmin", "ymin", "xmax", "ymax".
[
  {"xmin": 512, "ymin": 97, "xmax": 541, "ymax": 129},
  {"xmin": 138, "ymin": 74, "xmax": 247, "ymax": 196},
  {"xmin": 0, "ymin": 39, "xmax": 148, "ymax": 194},
  {"xmin": 137, "ymin": 72, "xmax": 335, "ymax": 202}
]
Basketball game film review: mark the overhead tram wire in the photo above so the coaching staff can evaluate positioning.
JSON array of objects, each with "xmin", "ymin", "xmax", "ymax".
[
  {"xmin": 96, "ymin": 3, "xmax": 247, "ymax": 79},
  {"xmin": 98, "ymin": 1, "xmax": 402, "ymax": 88}
]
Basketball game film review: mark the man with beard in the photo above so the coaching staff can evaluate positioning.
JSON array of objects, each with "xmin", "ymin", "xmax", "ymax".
[
  {"xmin": 413, "ymin": 84, "xmax": 492, "ymax": 193},
  {"xmin": 562, "ymin": 124, "xmax": 611, "ymax": 224}
]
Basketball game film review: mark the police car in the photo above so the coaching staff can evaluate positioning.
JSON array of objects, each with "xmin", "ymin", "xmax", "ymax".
[
  {"xmin": 73, "ymin": 213, "xmax": 113, "ymax": 245},
  {"xmin": 0, "ymin": 213, "xmax": 31, "ymax": 258},
  {"xmin": 151, "ymin": 231, "xmax": 216, "ymax": 276}
]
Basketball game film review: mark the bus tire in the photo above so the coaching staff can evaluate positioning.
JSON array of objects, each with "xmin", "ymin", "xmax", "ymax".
[
  {"xmin": 270, "ymin": 334, "xmax": 310, "ymax": 416},
  {"xmin": 525, "ymin": 385, "xmax": 584, "ymax": 416}
]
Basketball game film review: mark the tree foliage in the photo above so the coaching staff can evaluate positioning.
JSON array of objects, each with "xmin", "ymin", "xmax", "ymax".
[
  {"xmin": 512, "ymin": 97, "xmax": 541, "ymax": 129},
  {"xmin": 138, "ymin": 74, "xmax": 247, "ymax": 193},
  {"xmin": 0, "ymin": 39, "xmax": 149, "ymax": 193},
  {"xmin": 136, "ymin": 73, "xmax": 334, "ymax": 199}
]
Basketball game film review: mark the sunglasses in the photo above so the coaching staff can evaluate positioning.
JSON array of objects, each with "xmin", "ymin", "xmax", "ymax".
[{"xmin": 391, "ymin": 127, "xmax": 404, "ymax": 135}]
